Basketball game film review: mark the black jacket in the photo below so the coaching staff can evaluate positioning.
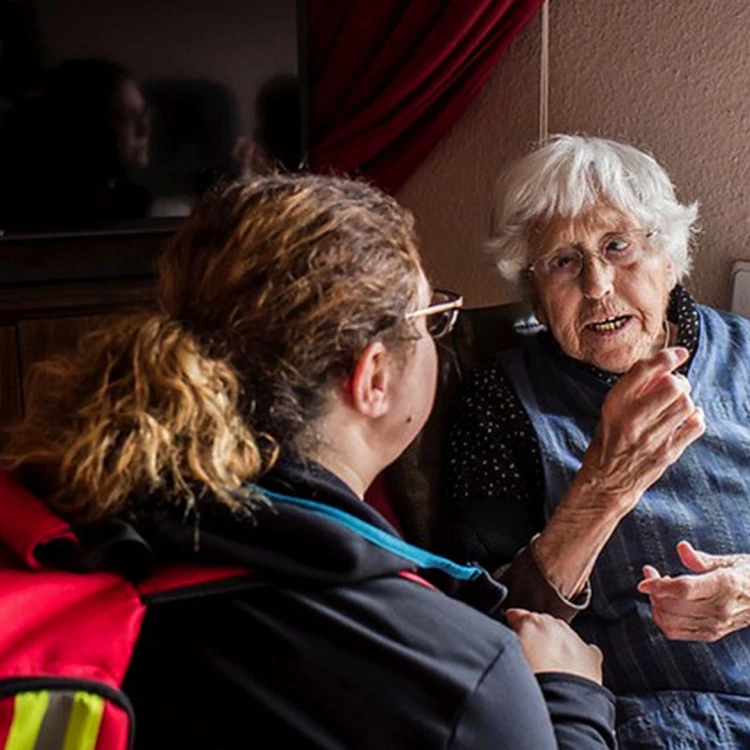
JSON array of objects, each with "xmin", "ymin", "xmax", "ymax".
[{"xmin": 123, "ymin": 455, "xmax": 616, "ymax": 749}]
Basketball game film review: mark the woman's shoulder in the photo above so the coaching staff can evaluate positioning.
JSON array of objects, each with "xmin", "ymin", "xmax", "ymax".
[
  {"xmin": 128, "ymin": 573, "xmax": 520, "ymax": 748},
  {"xmin": 695, "ymin": 303, "xmax": 750, "ymax": 350},
  {"xmin": 698, "ymin": 303, "xmax": 750, "ymax": 329}
]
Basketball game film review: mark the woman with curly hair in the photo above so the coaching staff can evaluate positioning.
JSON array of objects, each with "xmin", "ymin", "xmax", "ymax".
[{"xmin": 2, "ymin": 173, "xmax": 614, "ymax": 749}]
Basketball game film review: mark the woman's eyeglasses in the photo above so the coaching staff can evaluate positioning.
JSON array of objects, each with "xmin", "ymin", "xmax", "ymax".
[
  {"xmin": 525, "ymin": 229, "xmax": 657, "ymax": 286},
  {"xmin": 405, "ymin": 289, "xmax": 463, "ymax": 339}
]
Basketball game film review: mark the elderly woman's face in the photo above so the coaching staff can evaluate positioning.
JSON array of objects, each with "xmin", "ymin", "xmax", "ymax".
[{"xmin": 530, "ymin": 204, "xmax": 676, "ymax": 373}]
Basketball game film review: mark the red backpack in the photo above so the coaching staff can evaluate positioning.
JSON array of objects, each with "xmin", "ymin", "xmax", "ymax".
[
  {"xmin": 0, "ymin": 471, "xmax": 253, "ymax": 750},
  {"xmin": 0, "ymin": 472, "xmax": 444, "ymax": 749}
]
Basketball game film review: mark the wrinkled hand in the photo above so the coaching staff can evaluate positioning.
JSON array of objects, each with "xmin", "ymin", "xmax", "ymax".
[
  {"xmin": 579, "ymin": 347, "xmax": 705, "ymax": 516},
  {"xmin": 637, "ymin": 541, "xmax": 750, "ymax": 642},
  {"xmin": 506, "ymin": 608, "xmax": 603, "ymax": 684}
]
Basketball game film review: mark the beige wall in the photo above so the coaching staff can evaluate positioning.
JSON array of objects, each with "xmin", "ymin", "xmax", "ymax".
[{"xmin": 399, "ymin": 0, "xmax": 750, "ymax": 311}]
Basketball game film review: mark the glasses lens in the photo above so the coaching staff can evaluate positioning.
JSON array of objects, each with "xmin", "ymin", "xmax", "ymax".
[
  {"xmin": 406, "ymin": 290, "xmax": 462, "ymax": 339},
  {"xmin": 541, "ymin": 248, "xmax": 583, "ymax": 281},
  {"xmin": 602, "ymin": 233, "xmax": 643, "ymax": 266},
  {"xmin": 426, "ymin": 308, "xmax": 459, "ymax": 339}
]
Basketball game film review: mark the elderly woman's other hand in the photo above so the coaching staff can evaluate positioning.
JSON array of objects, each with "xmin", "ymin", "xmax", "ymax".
[
  {"xmin": 506, "ymin": 608, "xmax": 604, "ymax": 684},
  {"xmin": 637, "ymin": 541, "xmax": 750, "ymax": 642},
  {"xmin": 578, "ymin": 346, "xmax": 705, "ymax": 518}
]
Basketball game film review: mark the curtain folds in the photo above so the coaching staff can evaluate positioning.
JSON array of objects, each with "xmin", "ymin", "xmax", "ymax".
[{"xmin": 309, "ymin": 0, "xmax": 545, "ymax": 193}]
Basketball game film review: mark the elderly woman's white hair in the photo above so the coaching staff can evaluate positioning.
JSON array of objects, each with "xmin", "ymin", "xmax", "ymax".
[{"xmin": 487, "ymin": 135, "xmax": 698, "ymax": 290}]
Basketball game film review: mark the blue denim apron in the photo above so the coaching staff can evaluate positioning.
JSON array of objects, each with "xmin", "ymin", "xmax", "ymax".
[{"xmin": 500, "ymin": 305, "xmax": 750, "ymax": 748}]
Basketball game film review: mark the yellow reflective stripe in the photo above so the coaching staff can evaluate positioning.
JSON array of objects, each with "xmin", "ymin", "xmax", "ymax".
[
  {"xmin": 5, "ymin": 691, "xmax": 50, "ymax": 750},
  {"xmin": 60, "ymin": 693, "xmax": 104, "ymax": 750}
]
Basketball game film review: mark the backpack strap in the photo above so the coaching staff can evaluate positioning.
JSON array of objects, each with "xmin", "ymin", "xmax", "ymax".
[
  {"xmin": 139, "ymin": 565, "xmax": 437, "ymax": 604},
  {"xmin": 137, "ymin": 564, "xmax": 265, "ymax": 604}
]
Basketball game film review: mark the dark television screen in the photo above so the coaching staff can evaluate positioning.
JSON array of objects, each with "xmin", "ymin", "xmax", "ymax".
[{"xmin": 0, "ymin": 0, "xmax": 304, "ymax": 238}]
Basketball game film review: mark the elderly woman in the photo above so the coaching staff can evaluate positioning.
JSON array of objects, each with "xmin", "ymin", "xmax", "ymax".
[
  {"xmin": 0, "ymin": 174, "xmax": 615, "ymax": 748},
  {"xmin": 441, "ymin": 135, "xmax": 750, "ymax": 747}
]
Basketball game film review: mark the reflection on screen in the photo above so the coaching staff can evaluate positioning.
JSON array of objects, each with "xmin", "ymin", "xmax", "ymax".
[{"xmin": 0, "ymin": 0, "xmax": 302, "ymax": 235}]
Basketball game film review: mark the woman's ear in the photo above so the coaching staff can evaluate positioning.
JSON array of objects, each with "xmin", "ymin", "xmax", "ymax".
[{"xmin": 346, "ymin": 341, "xmax": 393, "ymax": 419}]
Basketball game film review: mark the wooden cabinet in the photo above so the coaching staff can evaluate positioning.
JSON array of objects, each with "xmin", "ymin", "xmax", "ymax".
[
  {"xmin": 0, "ymin": 235, "xmax": 161, "ymax": 432},
  {"xmin": 16, "ymin": 314, "xmax": 123, "ymax": 377},
  {"xmin": 0, "ymin": 326, "xmax": 22, "ymax": 427}
]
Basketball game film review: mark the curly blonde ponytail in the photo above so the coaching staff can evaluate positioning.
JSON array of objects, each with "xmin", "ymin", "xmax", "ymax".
[{"xmin": 2, "ymin": 313, "xmax": 271, "ymax": 523}]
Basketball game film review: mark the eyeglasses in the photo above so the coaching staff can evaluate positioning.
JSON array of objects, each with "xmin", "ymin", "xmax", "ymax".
[
  {"xmin": 526, "ymin": 229, "xmax": 657, "ymax": 286},
  {"xmin": 405, "ymin": 289, "xmax": 463, "ymax": 339}
]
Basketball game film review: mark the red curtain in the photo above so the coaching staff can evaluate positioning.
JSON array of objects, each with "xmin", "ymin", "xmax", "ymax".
[{"xmin": 309, "ymin": 0, "xmax": 545, "ymax": 193}]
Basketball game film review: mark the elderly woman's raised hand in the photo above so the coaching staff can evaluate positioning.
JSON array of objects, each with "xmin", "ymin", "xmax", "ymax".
[
  {"xmin": 637, "ymin": 541, "xmax": 750, "ymax": 642},
  {"xmin": 577, "ymin": 346, "xmax": 705, "ymax": 518},
  {"xmin": 532, "ymin": 347, "xmax": 706, "ymax": 602}
]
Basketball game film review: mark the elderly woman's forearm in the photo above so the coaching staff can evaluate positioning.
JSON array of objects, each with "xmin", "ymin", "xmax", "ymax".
[{"xmin": 532, "ymin": 479, "xmax": 635, "ymax": 600}]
